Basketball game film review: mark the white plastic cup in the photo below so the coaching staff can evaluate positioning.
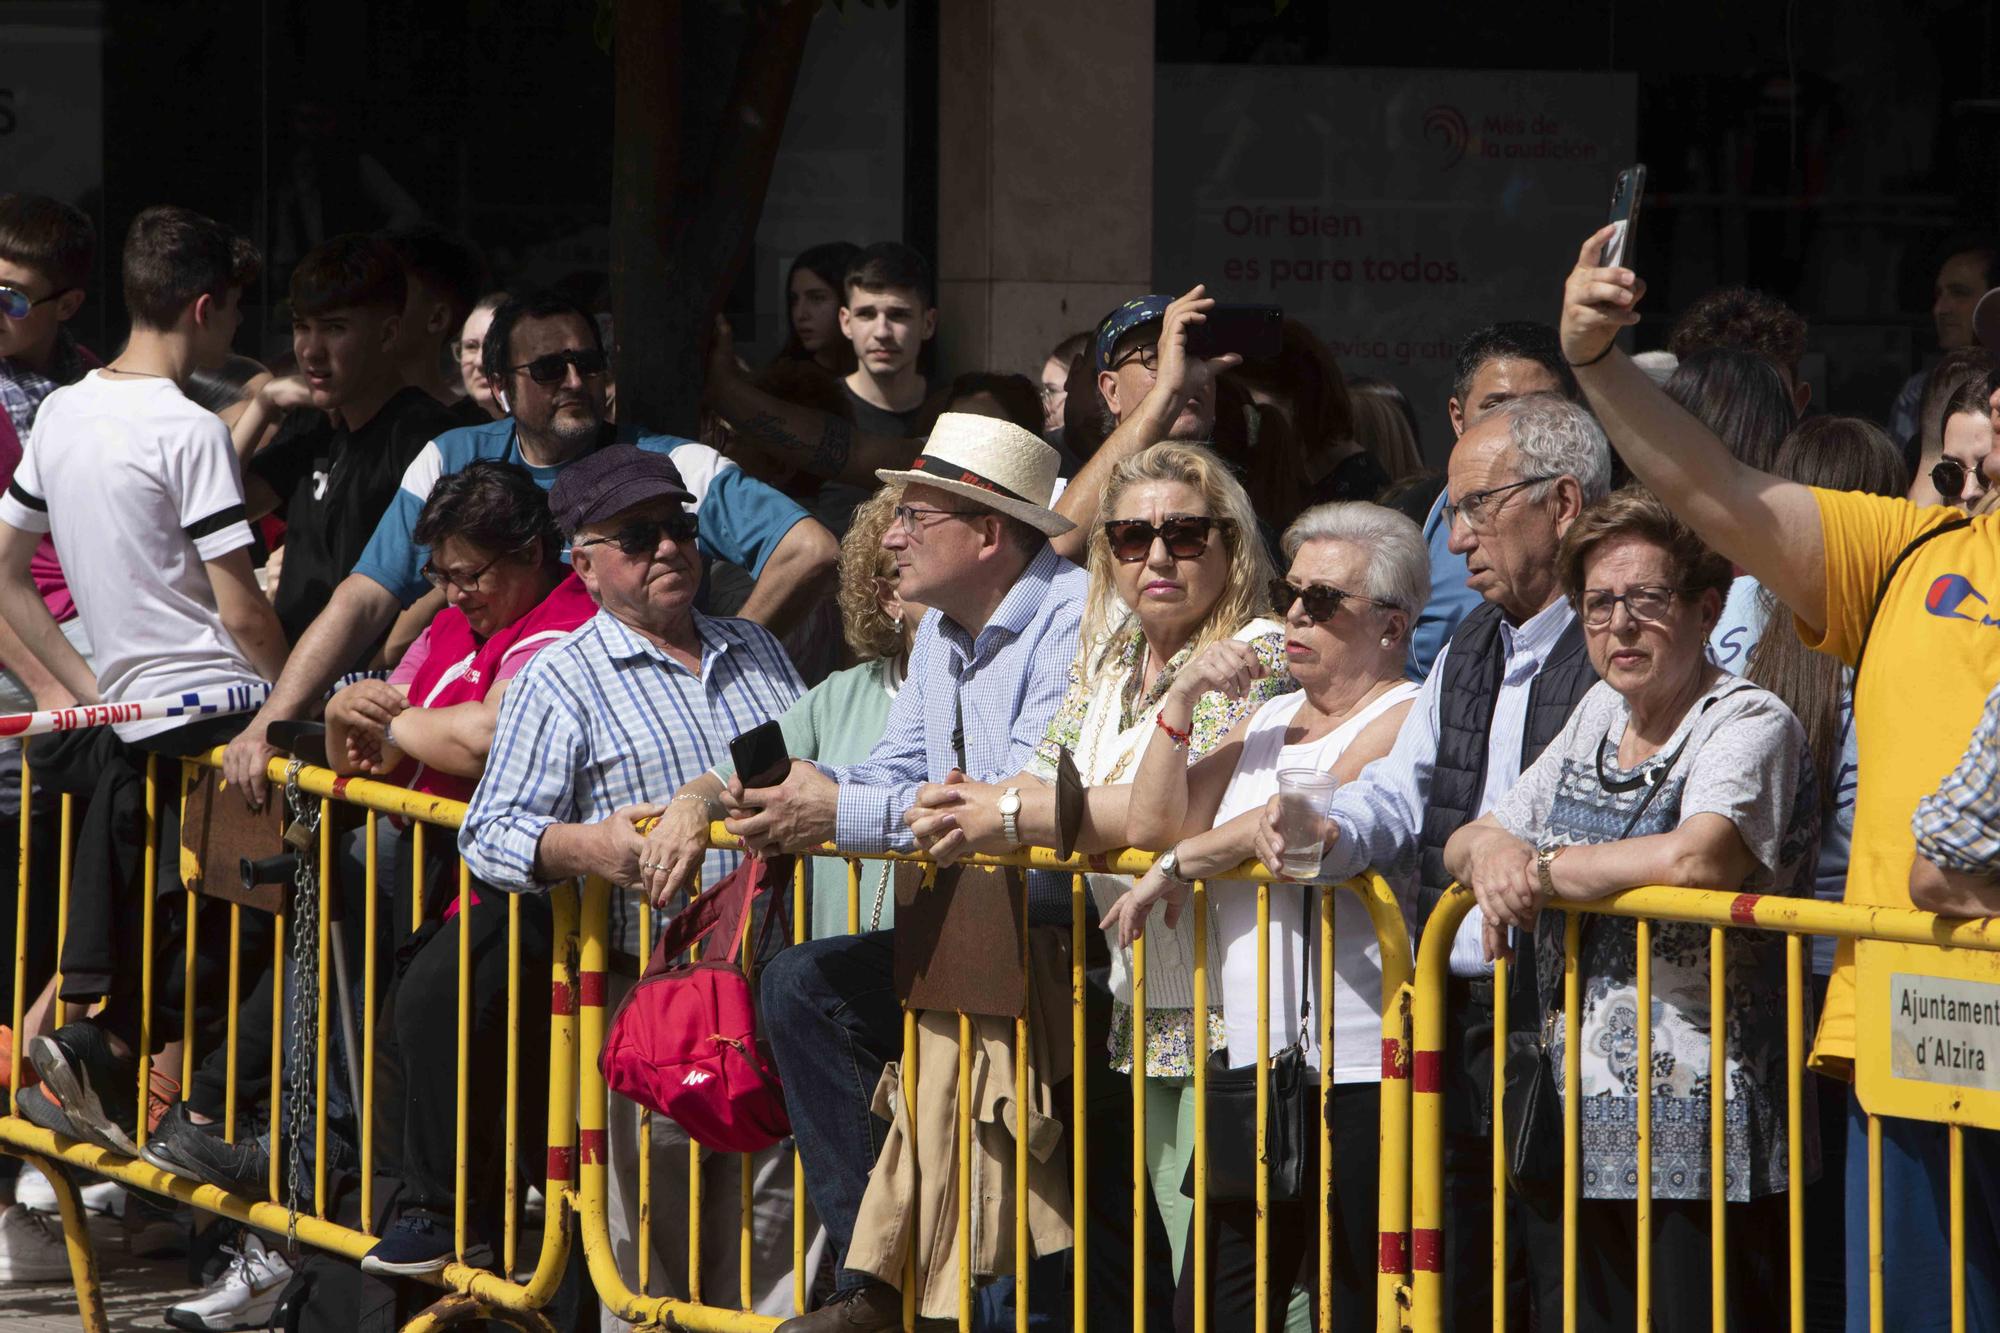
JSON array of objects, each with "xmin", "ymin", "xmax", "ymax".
[{"xmin": 1275, "ymin": 769, "xmax": 1338, "ymax": 880}]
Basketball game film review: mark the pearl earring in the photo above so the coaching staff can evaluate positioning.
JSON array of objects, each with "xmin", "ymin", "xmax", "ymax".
[{"xmin": 1380, "ymin": 636, "xmax": 1393, "ymax": 648}]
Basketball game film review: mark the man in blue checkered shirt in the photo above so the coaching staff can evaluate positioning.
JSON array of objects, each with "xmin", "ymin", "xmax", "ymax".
[
  {"xmin": 1911, "ymin": 678, "xmax": 2000, "ymax": 917},
  {"xmin": 718, "ymin": 415, "xmax": 1086, "ymax": 1332}
]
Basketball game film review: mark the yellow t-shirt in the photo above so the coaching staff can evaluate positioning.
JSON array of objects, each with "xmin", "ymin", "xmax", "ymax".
[{"xmin": 1805, "ymin": 488, "xmax": 2000, "ymax": 1076}]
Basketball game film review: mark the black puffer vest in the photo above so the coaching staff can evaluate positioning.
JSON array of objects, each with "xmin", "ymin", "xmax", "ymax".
[{"xmin": 1413, "ymin": 600, "xmax": 1599, "ymax": 945}]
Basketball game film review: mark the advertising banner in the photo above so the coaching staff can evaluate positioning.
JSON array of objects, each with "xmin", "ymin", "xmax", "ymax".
[{"xmin": 1155, "ymin": 66, "xmax": 1636, "ymax": 459}]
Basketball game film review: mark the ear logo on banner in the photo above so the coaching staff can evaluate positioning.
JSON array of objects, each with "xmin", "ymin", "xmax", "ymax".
[{"xmin": 1423, "ymin": 105, "xmax": 1470, "ymax": 168}]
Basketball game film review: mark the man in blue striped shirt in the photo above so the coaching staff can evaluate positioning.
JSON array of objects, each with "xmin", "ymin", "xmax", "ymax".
[
  {"xmin": 449, "ymin": 445, "xmax": 806, "ymax": 1301},
  {"xmin": 718, "ymin": 416, "xmax": 1085, "ymax": 1332}
]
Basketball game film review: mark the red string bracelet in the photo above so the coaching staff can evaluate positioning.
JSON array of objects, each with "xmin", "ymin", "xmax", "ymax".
[{"xmin": 1156, "ymin": 713, "xmax": 1192, "ymax": 748}]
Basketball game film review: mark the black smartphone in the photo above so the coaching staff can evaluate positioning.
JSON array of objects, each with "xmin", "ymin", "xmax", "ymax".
[
  {"xmin": 729, "ymin": 720, "xmax": 790, "ymax": 789},
  {"xmin": 1187, "ymin": 303, "xmax": 1283, "ymax": 362},
  {"xmin": 1600, "ymin": 164, "xmax": 1646, "ymax": 268}
]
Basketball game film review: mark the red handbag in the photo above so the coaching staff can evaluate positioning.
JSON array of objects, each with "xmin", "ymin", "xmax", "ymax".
[{"xmin": 598, "ymin": 856, "xmax": 793, "ymax": 1152}]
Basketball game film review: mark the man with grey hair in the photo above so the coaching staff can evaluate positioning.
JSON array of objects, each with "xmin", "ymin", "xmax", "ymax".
[{"xmin": 1268, "ymin": 391, "xmax": 1610, "ymax": 1331}]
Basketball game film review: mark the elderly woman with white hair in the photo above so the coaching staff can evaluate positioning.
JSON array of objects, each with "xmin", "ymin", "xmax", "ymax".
[{"xmin": 1106, "ymin": 500, "xmax": 1431, "ymax": 1332}]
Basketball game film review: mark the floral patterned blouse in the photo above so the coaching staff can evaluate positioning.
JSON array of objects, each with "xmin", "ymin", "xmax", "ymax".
[
  {"xmin": 1028, "ymin": 617, "xmax": 1293, "ymax": 1077},
  {"xmin": 1494, "ymin": 676, "xmax": 1821, "ymax": 1201},
  {"xmin": 1027, "ymin": 620, "xmax": 1292, "ymax": 786}
]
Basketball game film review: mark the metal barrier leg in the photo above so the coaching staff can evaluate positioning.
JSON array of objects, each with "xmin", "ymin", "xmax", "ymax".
[
  {"xmin": 54, "ymin": 792, "xmax": 72, "ymax": 1030},
  {"xmin": 1492, "ymin": 953, "xmax": 1509, "ymax": 1333},
  {"xmin": 21, "ymin": 1148, "xmax": 107, "ymax": 1333},
  {"xmin": 1636, "ymin": 920, "xmax": 1653, "ymax": 1331},
  {"xmin": 1408, "ymin": 889, "xmax": 1475, "ymax": 1333},
  {"xmin": 1707, "ymin": 927, "xmax": 1725, "ymax": 1332},
  {"xmin": 11, "ymin": 752, "xmax": 30, "ymax": 1115},
  {"xmin": 137, "ymin": 753, "xmax": 157, "ymax": 1152},
  {"xmin": 1071, "ymin": 872, "xmax": 1087, "ymax": 1333},
  {"xmin": 1131, "ymin": 933, "xmax": 1147, "ymax": 1333}
]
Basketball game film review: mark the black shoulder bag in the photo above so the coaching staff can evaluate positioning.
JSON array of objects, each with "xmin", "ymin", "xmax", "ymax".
[{"xmin": 1183, "ymin": 894, "xmax": 1316, "ymax": 1203}]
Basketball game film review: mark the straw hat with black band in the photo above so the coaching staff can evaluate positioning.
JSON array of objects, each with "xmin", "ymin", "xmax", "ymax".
[{"xmin": 875, "ymin": 412, "xmax": 1076, "ymax": 537}]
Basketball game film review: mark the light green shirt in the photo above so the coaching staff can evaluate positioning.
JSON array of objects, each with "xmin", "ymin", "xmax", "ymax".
[{"xmin": 716, "ymin": 656, "xmax": 901, "ymax": 939}]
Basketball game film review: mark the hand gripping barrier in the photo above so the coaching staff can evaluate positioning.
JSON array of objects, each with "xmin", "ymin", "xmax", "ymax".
[
  {"xmin": 573, "ymin": 834, "xmax": 1417, "ymax": 1333},
  {"xmin": 0, "ymin": 748, "xmax": 578, "ymax": 1333},
  {"xmin": 1409, "ymin": 882, "xmax": 2000, "ymax": 1333}
]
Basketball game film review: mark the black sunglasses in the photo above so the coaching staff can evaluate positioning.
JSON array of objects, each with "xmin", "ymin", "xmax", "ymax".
[
  {"xmin": 1103, "ymin": 516, "xmax": 1229, "ymax": 562},
  {"xmin": 572, "ymin": 512, "xmax": 699, "ymax": 556},
  {"xmin": 1269, "ymin": 577, "xmax": 1395, "ymax": 623},
  {"xmin": 510, "ymin": 347, "xmax": 609, "ymax": 385},
  {"xmin": 1932, "ymin": 457, "xmax": 1984, "ymax": 502}
]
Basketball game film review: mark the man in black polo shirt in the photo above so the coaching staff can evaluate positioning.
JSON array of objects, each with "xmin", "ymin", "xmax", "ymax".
[{"xmin": 234, "ymin": 233, "xmax": 457, "ymax": 650}]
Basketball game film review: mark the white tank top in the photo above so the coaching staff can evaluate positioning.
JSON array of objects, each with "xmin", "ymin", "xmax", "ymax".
[{"xmin": 1209, "ymin": 682, "xmax": 1420, "ymax": 1082}]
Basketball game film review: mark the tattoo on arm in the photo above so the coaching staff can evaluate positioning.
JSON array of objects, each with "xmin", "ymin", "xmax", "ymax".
[
  {"xmin": 810, "ymin": 414, "xmax": 853, "ymax": 477},
  {"xmin": 739, "ymin": 411, "xmax": 853, "ymax": 480}
]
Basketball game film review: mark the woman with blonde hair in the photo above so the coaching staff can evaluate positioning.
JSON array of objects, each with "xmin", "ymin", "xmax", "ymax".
[{"xmin": 907, "ymin": 440, "xmax": 1292, "ymax": 1287}]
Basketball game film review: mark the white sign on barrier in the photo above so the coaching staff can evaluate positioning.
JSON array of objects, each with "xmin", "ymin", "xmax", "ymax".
[
  {"xmin": 1858, "ymin": 938, "xmax": 2000, "ymax": 1128},
  {"xmin": 1889, "ymin": 972, "xmax": 2000, "ymax": 1091}
]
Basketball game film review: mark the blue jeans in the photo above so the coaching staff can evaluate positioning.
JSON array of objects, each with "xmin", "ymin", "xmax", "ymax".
[
  {"xmin": 761, "ymin": 929, "xmax": 902, "ymax": 1295},
  {"xmin": 1845, "ymin": 1098, "xmax": 2000, "ymax": 1331}
]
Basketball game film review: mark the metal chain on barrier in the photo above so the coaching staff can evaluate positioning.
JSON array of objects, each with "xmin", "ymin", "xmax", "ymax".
[{"xmin": 281, "ymin": 760, "xmax": 320, "ymax": 1261}]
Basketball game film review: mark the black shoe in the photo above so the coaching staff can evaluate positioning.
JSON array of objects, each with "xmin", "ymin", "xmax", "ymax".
[
  {"xmin": 358, "ymin": 1209, "xmax": 491, "ymax": 1278},
  {"xmin": 15, "ymin": 1085, "xmax": 87, "ymax": 1142},
  {"xmin": 28, "ymin": 1024, "xmax": 138, "ymax": 1156},
  {"xmin": 141, "ymin": 1103, "xmax": 269, "ymax": 1200}
]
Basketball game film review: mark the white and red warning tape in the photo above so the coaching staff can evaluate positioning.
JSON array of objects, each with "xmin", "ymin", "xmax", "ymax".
[{"xmin": 0, "ymin": 671, "xmax": 390, "ymax": 740}]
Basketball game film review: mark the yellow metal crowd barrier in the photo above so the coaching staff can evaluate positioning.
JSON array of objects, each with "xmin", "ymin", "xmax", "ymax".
[
  {"xmin": 1408, "ymin": 882, "xmax": 2000, "ymax": 1333},
  {"xmin": 1, "ymin": 742, "xmax": 1422, "ymax": 1332},
  {"xmin": 0, "ymin": 749, "xmax": 579, "ymax": 1333},
  {"xmin": 575, "ymin": 838, "xmax": 1418, "ymax": 1333}
]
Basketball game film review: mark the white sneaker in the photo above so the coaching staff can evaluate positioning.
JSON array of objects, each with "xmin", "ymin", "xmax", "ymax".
[
  {"xmin": 165, "ymin": 1233, "xmax": 293, "ymax": 1332},
  {"xmin": 0, "ymin": 1203, "xmax": 71, "ymax": 1282},
  {"xmin": 16, "ymin": 1164, "xmax": 122, "ymax": 1215}
]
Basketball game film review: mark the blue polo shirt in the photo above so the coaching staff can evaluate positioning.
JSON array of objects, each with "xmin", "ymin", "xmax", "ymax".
[{"xmin": 350, "ymin": 419, "xmax": 811, "ymax": 606}]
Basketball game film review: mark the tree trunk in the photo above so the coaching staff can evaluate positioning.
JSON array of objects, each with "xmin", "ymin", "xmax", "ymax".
[{"xmin": 610, "ymin": 0, "xmax": 816, "ymax": 439}]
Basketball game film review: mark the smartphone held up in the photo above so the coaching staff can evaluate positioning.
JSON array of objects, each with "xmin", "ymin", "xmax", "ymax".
[{"xmin": 1599, "ymin": 164, "xmax": 1646, "ymax": 269}]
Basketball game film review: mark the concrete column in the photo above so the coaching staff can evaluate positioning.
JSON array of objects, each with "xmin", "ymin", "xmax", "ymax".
[{"xmin": 934, "ymin": 0, "xmax": 1153, "ymax": 383}]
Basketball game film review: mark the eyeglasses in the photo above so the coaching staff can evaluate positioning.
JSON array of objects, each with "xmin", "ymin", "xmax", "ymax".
[
  {"xmin": 1931, "ymin": 457, "xmax": 1986, "ymax": 502},
  {"xmin": 890, "ymin": 504, "xmax": 986, "ymax": 538},
  {"xmin": 421, "ymin": 541, "xmax": 531, "ymax": 594},
  {"xmin": 509, "ymin": 347, "xmax": 609, "ymax": 385},
  {"xmin": 1269, "ymin": 577, "xmax": 1396, "ymax": 623},
  {"xmin": 1441, "ymin": 475, "xmax": 1557, "ymax": 532},
  {"xmin": 0, "ymin": 284, "xmax": 74, "ymax": 321},
  {"xmin": 1578, "ymin": 585, "xmax": 1686, "ymax": 628},
  {"xmin": 1109, "ymin": 344, "xmax": 1160, "ymax": 374},
  {"xmin": 571, "ymin": 512, "xmax": 699, "ymax": 556},
  {"xmin": 1103, "ymin": 515, "xmax": 1229, "ymax": 563}
]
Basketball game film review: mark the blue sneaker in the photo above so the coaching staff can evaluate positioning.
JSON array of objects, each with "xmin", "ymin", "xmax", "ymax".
[{"xmin": 358, "ymin": 1209, "xmax": 487, "ymax": 1277}]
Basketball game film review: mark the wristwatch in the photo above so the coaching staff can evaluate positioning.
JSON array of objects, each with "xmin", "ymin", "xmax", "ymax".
[
  {"xmin": 998, "ymin": 787, "xmax": 1023, "ymax": 848},
  {"xmin": 1157, "ymin": 846, "xmax": 1191, "ymax": 884},
  {"xmin": 1535, "ymin": 845, "xmax": 1565, "ymax": 900}
]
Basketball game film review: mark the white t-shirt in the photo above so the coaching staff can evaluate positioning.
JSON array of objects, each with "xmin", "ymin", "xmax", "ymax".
[
  {"xmin": 1209, "ymin": 682, "xmax": 1420, "ymax": 1083},
  {"xmin": 0, "ymin": 371, "xmax": 262, "ymax": 740}
]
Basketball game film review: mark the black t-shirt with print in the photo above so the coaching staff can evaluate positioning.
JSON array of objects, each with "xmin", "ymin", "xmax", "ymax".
[{"xmin": 250, "ymin": 386, "xmax": 457, "ymax": 645}]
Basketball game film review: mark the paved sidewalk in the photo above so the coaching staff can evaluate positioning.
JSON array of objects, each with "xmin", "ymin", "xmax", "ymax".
[
  {"xmin": 0, "ymin": 1216, "xmax": 204, "ymax": 1332},
  {"xmin": 0, "ymin": 1171, "xmax": 207, "ymax": 1333}
]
